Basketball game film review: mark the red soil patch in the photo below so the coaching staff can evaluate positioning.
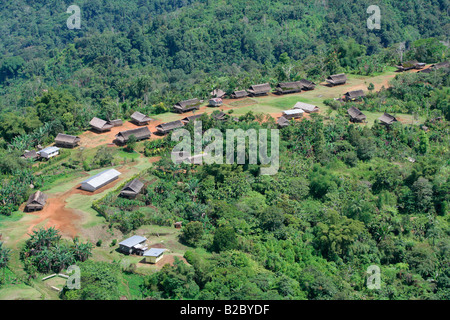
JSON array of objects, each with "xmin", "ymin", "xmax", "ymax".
[
  {"xmin": 155, "ymin": 254, "xmax": 188, "ymax": 268},
  {"xmin": 25, "ymin": 196, "xmax": 82, "ymax": 238}
]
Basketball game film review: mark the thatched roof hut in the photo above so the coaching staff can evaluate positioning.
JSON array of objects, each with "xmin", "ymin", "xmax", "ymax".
[
  {"xmin": 247, "ymin": 83, "xmax": 271, "ymax": 97},
  {"xmin": 107, "ymin": 119, "xmax": 123, "ymax": 127},
  {"xmin": 231, "ymin": 90, "xmax": 248, "ymax": 99},
  {"xmin": 115, "ymin": 127, "xmax": 151, "ymax": 145},
  {"xmin": 173, "ymin": 99, "xmax": 201, "ymax": 113},
  {"xmin": 347, "ymin": 107, "xmax": 367, "ymax": 122},
  {"xmin": 277, "ymin": 116, "xmax": 290, "ymax": 128},
  {"xmin": 395, "ymin": 60, "xmax": 425, "ymax": 71},
  {"xmin": 300, "ymin": 79, "xmax": 316, "ymax": 90},
  {"xmin": 156, "ymin": 120, "xmax": 184, "ymax": 135},
  {"xmin": 378, "ymin": 112, "xmax": 398, "ymax": 125},
  {"xmin": 344, "ymin": 90, "xmax": 365, "ymax": 101},
  {"xmin": 181, "ymin": 113, "xmax": 206, "ymax": 124},
  {"xmin": 210, "ymin": 89, "xmax": 226, "ymax": 98},
  {"xmin": 130, "ymin": 111, "xmax": 153, "ymax": 126},
  {"xmin": 275, "ymin": 81, "xmax": 302, "ymax": 94},
  {"xmin": 120, "ymin": 179, "xmax": 144, "ymax": 199},
  {"xmin": 25, "ymin": 191, "xmax": 47, "ymax": 212},
  {"xmin": 326, "ymin": 73, "xmax": 347, "ymax": 86},
  {"xmin": 293, "ymin": 102, "xmax": 320, "ymax": 113},
  {"xmin": 90, "ymin": 117, "xmax": 113, "ymax": 132},
  {"xmin": 55, "ymin": 133, "xmax": 80, "ymax": 148}
]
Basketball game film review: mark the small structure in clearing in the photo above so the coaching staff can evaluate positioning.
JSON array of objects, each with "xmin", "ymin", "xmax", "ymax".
[
  {"xmin": 114, "ymin": 127, "xmax": 151, "ymax": 145},
  {"xmin": 156, "ymin": 120, "xmax": 184, "ymax": 135},
  {"xmin": 119, "ymin": 235, "xmax": 148, "ymax": 255},
  {"xmin": 130, "ymin": 111, "xmax": 153, "ymax": 126},
  {"xmin": 247, "ymin": 83, "xmax": 271, "ymax": 97},
  {"xmin": 25, "ymin": 190, "xmax": 47, "ymax": 212},
  {"xmin": 293, "ymin": 102, "xmax": 320, "ymax": 113},
  {"xmin": 326, "ymin": 73, "xmax": 347, "ymax": 86},
  {"xmin": 143, "ymin": 248, "xmax": 167, "ymax": 264},
  {"xmin": 282, "ymin": 109, "xmax": 304, "ymax": 120},
  {"xmin": 347, "ymin": 106, "xmax": 367, "ymax": 123},
  {"xmin": 55, "ymin": 133, "xmax": 81, "ymax": 148},
  {"xmin": 173, "ymin": 99, "xmax": 201, "ymax": 113},
  {"xmin": 37, "ymin": 146, "xmax": 60, "ymax": 159},
  {"xmin": 90, "ymin": 117, "xmax": 114, "ymax": 132},
  {"xmin": 378, "ymin": 112, "xmax": 398, "ymax": 125},
  {"xmin": 344, "ymin": 90, "xmax": 365, "ymax": 101},
  {"xmin": 120, "ymin": 179, "xmax": 144, "ymax": 199}
]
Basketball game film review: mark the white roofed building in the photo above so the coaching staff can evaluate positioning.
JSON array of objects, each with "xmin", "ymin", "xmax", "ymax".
[
  {"xmin": 80, "ymin": 169, "xmax": 121, "ymax": 192},
  {"xmin": 37, "ymin": 146, "xmax": 60, "ymax": 159}
]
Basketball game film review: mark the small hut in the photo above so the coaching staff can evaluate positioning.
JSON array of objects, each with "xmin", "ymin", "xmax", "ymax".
[
  {"xmin": 395, "ymin": 60, "xmax": 425, "ymax": 71},
  {"xmin": 181, "ymin": 113, "xmax": 205, "ymax": 124},
  {"xmin": 115, "ymin": 127, "xmax": 151, "ymax": 145},
  {"xmin": 174, "ymin": 221, "xmax": 183, "ymax": 229},
  {"xmin": 143, "ymin": 248, "xmax": 166, "ymax": 264},
  {"xmin": 277, "ymin": 116, "xmax": 290, "ymax": 128},
  {"xmin": 300, "ymin": 79, "xmax": 316, "ymax": 90},
  {"xmin": 378, "ymin": 112, "xmax": 398, "ymax": 125},
  {"xmin": 54, "ymin": 133, "xmax": 80, "ymax": 148},
  {"xmin": 107, "ymin": 119, "xmax": 123, "ymax": 127},
  {"xmin": 155, "ymin": 120, "xmax": 184, "ymax": 135},
  {"xmin": 347, "ymin": 107, "xmax": 367, "ymax": 123},
  {"xmin": 25, "ymin": 191, "xmax": 47, "ymax": 212},
  {"xmin": 282, "ymin": 109, "xmax": 304, "ymax": 120},
  {"xmin": 22, "ymin": 150, "xmax": 39, "ymax": 160},
  {"xmin": 344, "ymin": 90, "xmax": 365, "ymax": 101},
  {"xmin": 130, "ymin": 112, "xmax": 152, "ymax": 126},
  {"xmin": 118, "ymin": 235, "xmax": 148, "ymax": 255},
  {"xmin": 275, "ymin": 81, "xmax": 303, "ymax": 95},
  {"xmin": 173, "ymin": 99, "xmax": 201, "ymax": 113},
  {"xmin": 231, "ymin": 90, "xmax": 248, "ymax": 99},
  {"xmin": 37, "ymin": 146, "xmax": 60, "ymax": 159},
  {"xmin": 326, "ymin": 73, "xmax": 347, "ymax": 86},
  {"xmin": 212, "ymin": 111, "xmax": 228, "ymax": 121},
  {"xmin": 90, "ymin": 117, "xmax": 113, "ymax": 132},
  {"xmin": 208, "ymin": 98, "xmax": 223, "ymax": 107},
  {"xmin": 247, "ymin": 83, "xmax": 271, "ymax": 97},
  {"xmin": 210, "ymin": 89, "xmax": 226, "ymax": 99},
  {"xmin": 293, "ymin": 102, "xmax": 320, "ymax": 113},
  {"xmin": 120, "ymin": 179, "xmax": 144, "ymax": 199}
]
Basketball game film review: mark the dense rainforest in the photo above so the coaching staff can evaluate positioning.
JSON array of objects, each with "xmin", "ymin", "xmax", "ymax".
[{"xmin": 0, "ymin": 0, "xmax": 449, "ymax": 301}]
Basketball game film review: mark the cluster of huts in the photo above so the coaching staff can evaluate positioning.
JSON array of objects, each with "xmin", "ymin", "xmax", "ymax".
[{"xmin": 22, "ymin": 133, "xmax": 82, "ymax": 161}]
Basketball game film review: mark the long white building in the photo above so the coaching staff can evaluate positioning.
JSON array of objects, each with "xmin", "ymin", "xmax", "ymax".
[{"xmin": 80, "ymin": 168, "xmax": 121, "ymax": 192}]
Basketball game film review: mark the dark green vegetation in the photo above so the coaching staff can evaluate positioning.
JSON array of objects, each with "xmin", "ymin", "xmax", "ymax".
[
  {"xmin": 0, "ymin": 0, "xmax": 449, "ymax": 300},
  {"xmin": 20, "ymin": 227, "xmax": 93, "ymax": 276}
]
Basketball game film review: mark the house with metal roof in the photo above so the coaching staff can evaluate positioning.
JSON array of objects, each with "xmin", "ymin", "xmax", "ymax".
[
  {"xmin": 143, "ymin": 248, "xmax": 167, "ymax": 264},
  {"xmin": 118, "ymin": 235, "xmax": 148, "ymax": 255},
  {"xmin": 80, "ymin": 169, "xmax": 121, "ymax": 192},
  {"xmin": 293, "ymin": 102, "xmax": 320, "ymax": 113},
  {"xmin": 25, "ymin": 191, "xmax": 47, "ymax": 212},
  {"xmin": 282, "ymin": 109, "xmax": 304, "ymax": 120},
  {"xmin": 209, "ymin": 98, "xmax": 223, "ymax": 107},
  {"xmin": 120, "ymin": 179, "xmax": 144, "ymax": 199},
  {"xmin": 37, "ymin": 146, "xmax": 60, "ymax": 159}
]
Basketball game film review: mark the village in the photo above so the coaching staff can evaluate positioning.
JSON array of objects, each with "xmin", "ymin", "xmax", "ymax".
[{"xmin": 15, "ymin": 59, "xmax": 447, "ymax": 272}]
